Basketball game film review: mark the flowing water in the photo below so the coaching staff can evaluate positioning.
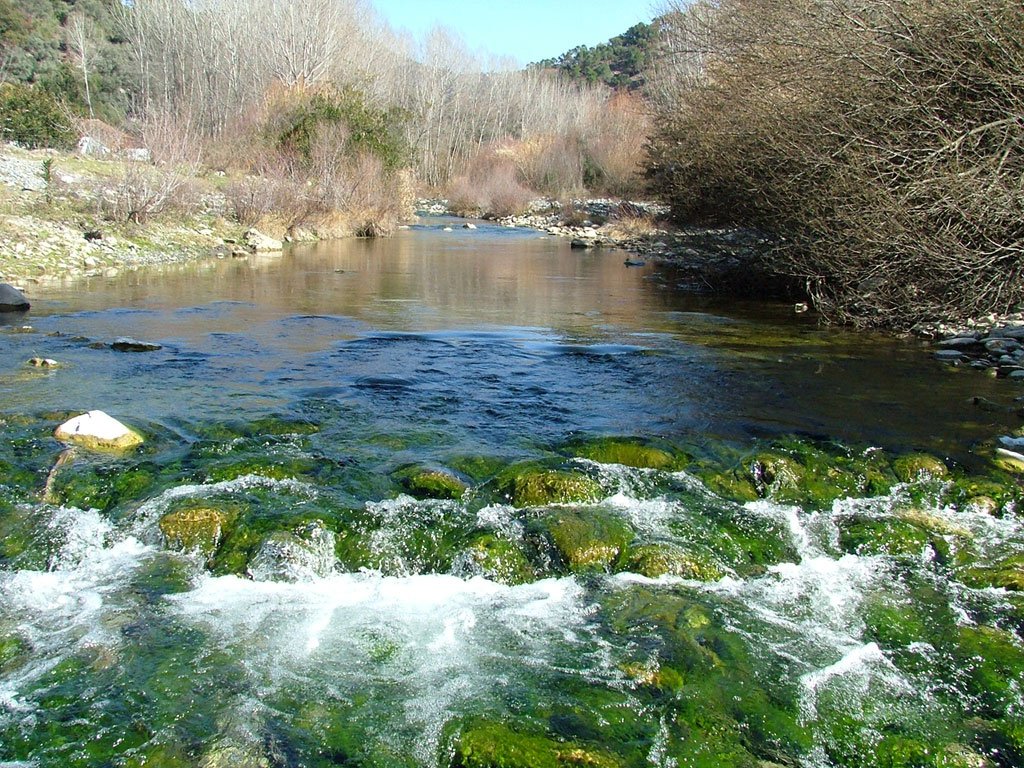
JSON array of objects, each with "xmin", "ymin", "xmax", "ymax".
[{"xmin": 1, "ymin": 220, "xmax": 1022, "ymax": 768}]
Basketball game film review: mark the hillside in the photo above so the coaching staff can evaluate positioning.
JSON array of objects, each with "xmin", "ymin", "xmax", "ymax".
[{"xmin": 532, "ymin": 21, "xmax": 658, "ymax": 91}]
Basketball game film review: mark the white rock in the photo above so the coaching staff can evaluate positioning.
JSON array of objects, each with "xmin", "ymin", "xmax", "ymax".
[
  {"xmin": 54, "ymin": 410, "xmax": 144, "ymax": 452},
  {"xmin": 243, "ymin": 228, "xmax": 283, "ymax": 252}
]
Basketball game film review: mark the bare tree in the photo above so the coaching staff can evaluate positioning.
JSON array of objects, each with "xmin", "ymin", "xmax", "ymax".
[{"xmin": 66, "ymin": 11, "xmax": 97, "ymax": 118}]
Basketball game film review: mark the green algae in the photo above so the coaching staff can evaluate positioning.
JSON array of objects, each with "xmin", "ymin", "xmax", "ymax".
[
  {"xmin": 564, "ymin": 437, "xmax": 684, "ymax": 470},
  {"xmin": 492, "ymin": 464, "xmax": 604, "ymax": 508},
  {"xmin": 453, "ymin": 721, "xmax": 622, "ymax": 768},
  {"xmin": 623, "ymin": 543, "xmax": 725, "ymax": 581},
  {"xmin": 538, "ymin": 508, "xmax": 633, "ymax": 574},
  {"xmin": 159, "ymin": 501, "xmax": 241, "ymax": 559},
  {"xmin": 461, "ymin": 534, "xmax": 536, "ymax": 585},
  {"xmin": 395, "ymin": 465, "xmax": 469, "ymax": 500},
  {"xmin": 892, "ymin": 453, "xmax": 949, "ymax": 482}
]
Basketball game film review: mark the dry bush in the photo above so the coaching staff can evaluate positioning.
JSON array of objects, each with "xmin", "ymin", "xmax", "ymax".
[
  {"xmin": 649, "ymin": 0, "xmax": 1024, "ymax": 328},
  {"xmin": 583, "ymin": 92, "xmax": 649, "ymax": 198},
  {"xmin": 99, "ymin": 162, "xmax": 196, "ymax": 224},
  {"xmin": 447, "ymin": 150, "xmax": 535, "ymax": 218}
]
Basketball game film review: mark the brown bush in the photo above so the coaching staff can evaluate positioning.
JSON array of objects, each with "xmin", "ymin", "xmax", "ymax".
[
  {"xmin": 447, "ymin": 148, "xmax": 536, "ymax": 218},
  {"xmin": 649, "ymin": 0, "xmax": 1024, "ymax": 329}
]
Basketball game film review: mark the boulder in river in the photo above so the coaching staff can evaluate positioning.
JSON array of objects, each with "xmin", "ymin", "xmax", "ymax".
[
  {"xmin": 0, "ymin": 284, "xmax": 29, "ymax": 312},
  {"xmin": 112, "ymin": 337, "xmax": 162, "ymax": 352},
  {"xmin": 54, "ymin": 410, "xmax": 144, "ymax": 452}
]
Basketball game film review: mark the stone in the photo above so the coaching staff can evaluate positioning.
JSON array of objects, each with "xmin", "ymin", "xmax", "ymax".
[
  {"xmin": 994, "ymin": 448, "xmax": 1024, "ymax": 473},
  {"xmin": 54, "ymin": 410, "xmax": 144, "ymax": 452},
  {"xmin": 934, "ymin": 349, "xmax": 965, "ymax": 362},
  {"xmin": 990, "ymin": 326, "xmax": 1024, "ymax": 341},
  {"xmin": 111, "ymin": 337, "xmax": 162, "ymax": 352},
  {"xmin": 27, "ymin": 357, "xmax": 59, "ymax": 368},
  {"xmin": 570, "ymin": 238, "xmax": 594, "ymax": 250},
  {"xmin": 462, "ymin": 223, "xmax": 477, "ymax": 229},
  {"xmin": 77, "ymin": 136, "xmax": 109, "ymax": 157},
  {"xmin": 0, "ymin": 283, "xmax": 29, "ymax": 312},
  {"xmin": 242, "ymin": 228, "xmax": 283, "ymax": 252},
  {"xmin": 159, "ymin": 505, "xmax": 235, "ymax": 557},
  {"xmin": 937, "ymin": 336, "xmax": 982, "ymax": 349},
  {"xmin": 985, "ymin": 338, "xmax": 1021, "ymax": 355}
]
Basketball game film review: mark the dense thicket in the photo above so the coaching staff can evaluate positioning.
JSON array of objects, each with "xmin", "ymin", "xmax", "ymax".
[
  {"xmin": 648, "ymin": 0, "xmax": 1024, "ymax": 329},
  {"xmin": 0, "ymin": 0, "xmax": 134, "ymax": 122},
  {"xmin": 534, "ymin": 22, "xmax": 658, "ymax": 91}
]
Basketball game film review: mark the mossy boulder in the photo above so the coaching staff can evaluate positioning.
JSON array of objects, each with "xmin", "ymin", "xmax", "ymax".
[
  {"xmin": 892, "ymin": 453, "xmax": 948, "ymax": 482},
  {"xmin": 395, "ymin": 466, "xmax": 468, "ymax": 500},
  {"xmin": 460, "ymin": 534, "xmax": 535, "ymax": 585},
  {"xmin": 838, "ymin": 516, "xmax": 935, "ymax": 559},
  {"xmin": 493, "ymin": 465, "xmax": 603, "ymax": 508},
  {"xmin": 623, "ymin": 543, "xmax": 724, "ymax": 581},
  {"xmin": 959, "ymin": 554, "xmax": 1024, "ymax": 591},
  {"xmin": 453, "ymin": 721, "xmax": 621, "ymax": 768},
  {"xmin": 567, "ymin": 438, "xmax": 681, "ymax": 470},
  {"xmin": 159, "ymin": 503, "xmax": 239, "ymax": 558},
  {"xmin": 0, "ymin": 632, "xmax": 30, "ymax": 674},
  {"xmin": 539, "ymin": 508, "xmax": 633, "ymax": 573}
]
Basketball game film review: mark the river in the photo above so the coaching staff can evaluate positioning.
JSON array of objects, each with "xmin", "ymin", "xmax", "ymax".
[{"xmin": 1, "ymin": 220, "xmax": 1022, "ymax": 767}]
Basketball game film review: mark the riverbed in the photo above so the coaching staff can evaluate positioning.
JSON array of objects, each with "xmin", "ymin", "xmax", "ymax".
[{"xmin": 1, "ymin": 220, "xmax": 1022, "ymax": 767}]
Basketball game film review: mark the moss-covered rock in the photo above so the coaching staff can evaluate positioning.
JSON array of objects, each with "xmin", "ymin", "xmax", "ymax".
[
  {"xmin": 566, "ymin": 438, "xmax": 681, "ymax": 470},
  {"xmin": 395, "ymin": 466, "xmax": 468, "ymax": 500},
  {"xmin": 453, "ymin": 721, "xmax": 621, "ymax": 768},
  {"xmin": 459, "ymin": 535, "xmax": 535, "ymax": 585},
  {"xmin": 493, "ymin": 465, "xmax": 603, "ymax": 508},
  {"xmin": 623, "ymin": 543, "xmax": 724, "ymax": 581},
  {"xmin": 892, "ymin": 453, "xmax": 948, "ymax": 483},
  {"xmin": 838, "ymin": 516, "xmax": 935, "ymax": 559},
  {"xmin": 53, "ymin": 411, "xmax": 145, "ymax": 453},
  {"xmin": 959, "ymin": 554, "xmax": 1024, "ymax": 591},
  {"xmin": 0, "ymin": 632, "xmax": 30, "ymax": 674},
  {"xmin": 159, "ymin": 503, "xmax": 239, "ymax": 558},
  {"xmin": 538, "ymin": 508, "xmax": 633, "ymax": 573}
]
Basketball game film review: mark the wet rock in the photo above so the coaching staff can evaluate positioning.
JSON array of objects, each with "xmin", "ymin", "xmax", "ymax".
[
  {"xmin": 0, "ymin": 283, "xmax": 29, "ymax": 312},
  {"xmin": 112, "ymin": 337, "xmax": 162, "ymax": 352},
  {"xmin": 570, "ymin": 238, "xmax": 595, "ymax": 250},
  {"xmin": 994, "ymin": 448, "xmax": 1024, "ymax": 474},
  {"xmin": 540, "ymin": 508, "xmax": 633, "ymax": 573},
  {"xmin": 493, "ymin": 466, "xmax": 603, "ymax": 508},
  {"xmin": 462, "ymin": 223, "xmax": 477, "ymax": 229},
  {"xmin": 456, "ymin": 535, "xmax": 535, "ymax": 585},
  {"xmin": 937, "ymin": 336, "xmax": 982, "ymax": 349},
  {"xmin": 454, "ymin": 721, "xmax": 621, "ymax": 768},
  {"xmin": 986, "ymin": 338, "xmax": 1021, "ymax": 356},
  {"xmin": 54, "ymin": 410, "xmax": 144, "ymax": 452},
  {"xmin": 395, "ymin": 466, "xmax": 468, "ymax": 500},
  {"xmin": 624, "ymin": 543, "xmax": 724, "ymax": 581},
  {"xmin": 934, "ymin": 349, "xmax": 966, "ymax": 363},
  {"xmin": 27, "ymin": 357, "xmax": 59, "ymax": 368},
  {"xmin": 247, "ymin": 521, "xmax": 336, "ymax": 582},
  {"xmin": 567, "ymin": 437, "xmax": 680, "ymax": 470},
  {"xmin": 892, "ymin": 453, "xmax": 948, "ymax": 482},
  {"xmin": 159, "ymin": 504, "xmax": 238, "ymax": 558}
]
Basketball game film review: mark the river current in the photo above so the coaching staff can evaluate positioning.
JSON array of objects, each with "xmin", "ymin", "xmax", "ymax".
[{"xmin": 0, "ymin": 220, "xmax": 1022, "ymax": 767}]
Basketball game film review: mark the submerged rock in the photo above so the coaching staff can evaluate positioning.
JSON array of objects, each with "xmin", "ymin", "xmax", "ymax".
[
  {"xmin": 454, "ymin": 721, "xmax": 621, "ymax": 768},
  {"xmin": 247, "ymin": 521, "xmax": 336, "ymax": 582},
  {"xmin": 456, "ymin": 535, "xmax": 535, "ymax": 585},
  {"xmin": 112, "ymin": 337, "xmax": 162, "ymax": 352},
  {"xmin": 892, "ymin": 453, "xmax": 948, "ymax": 482},
  {"xmin": 54, "ymin": 410, "xmax": 144, "ymax": 452},
  {"xmin": 0, "ymin": 283, "xmax": 29, "ymax": 312},
  {"xmin": 624, "ymin": 543, "xmax": 724, "ymax": 581}
]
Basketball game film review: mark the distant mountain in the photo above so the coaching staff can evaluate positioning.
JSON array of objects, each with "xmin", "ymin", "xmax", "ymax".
[{"xmin": 532, "ymin": 21, "xmax": 658, "ymax": 91}]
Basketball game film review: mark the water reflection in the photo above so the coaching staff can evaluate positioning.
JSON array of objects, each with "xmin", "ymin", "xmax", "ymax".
[{"xmin": 1, "ymin": 221, "xmax": 1020, "ymax": 464}]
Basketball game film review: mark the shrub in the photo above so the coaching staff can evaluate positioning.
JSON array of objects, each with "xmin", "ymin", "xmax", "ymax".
[
  {"xmin": 0, "ymin": 83, "xmax": 75, "ymax": 149},
  {"xmin": 649, "ymin": 0, "xmax": 1024, "ymax": 329}
]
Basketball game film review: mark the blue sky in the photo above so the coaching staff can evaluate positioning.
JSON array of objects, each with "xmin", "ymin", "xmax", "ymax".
[{"xmin": 371, "ymin": 1, "xmax": 657, "ymax": 65}]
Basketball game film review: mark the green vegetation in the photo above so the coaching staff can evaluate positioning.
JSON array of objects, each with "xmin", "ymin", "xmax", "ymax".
[
  {"xmin": 0, "ymin": 83, "xmax": 75, "ymax": 149},
  {"xmin": 534, "ymin": 23, "xmax": 657, "ymax": 91}
]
